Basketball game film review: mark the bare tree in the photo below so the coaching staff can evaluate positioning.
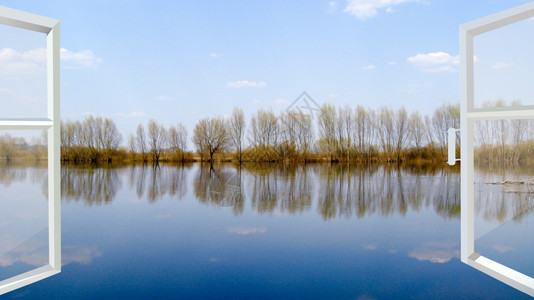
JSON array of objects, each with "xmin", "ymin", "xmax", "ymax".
[
  {"xmin": 128, "ymin": 133, "xmax": 136, "ymax": 155},
  {"xmin": 295, "ymin": 113, "xmax": 314, "ymax": 161},
  {"xmin": 176, "ymin": 123, "xmax": 188, "ymax": 159},
  {"xmin": 424, "ymin": 115, "xmax": 435, "ymax": 146},
  {"xmin": 317, "ymin": 104, "xmax": 337, "ymax": 161},
  {"xmin": 193, "ymin": 117, "xmax": 230, "ymax": 162},
  {"xmin": 248, "ymin": 110, "xmax": 279, "ymax": 161},
  {"xmin": 432, "ymin": 103, "xmax": 460, "ymax": 151},
  {"xmin": 279, "ymin": 112, "xmax": 297, "ymax": 161},
  {"xmin": 354, "ymin": 106, "xmax": 375, "ymax": 160},
  {"xmin": 409, "ymin": 111, "xmax": 425, "ymax": 149},
  {"xmin": 229, "ymin": 108, "xmax": 246, "ymax": 163},
  {"xmin": 394, "ymin": 107, "xmax": 408, "ymax": 161},
  {"xmin": 0, "ymin": 133, "xmax": 17, "ymax": 162},
  {"xmin": 510, "ymin": 100, "xmax": 526, "ymax": 162},
  {"xmin": 376, "ymin": 106, "xmax": 395, "ymax": 159},
  {"xmin": 168, "ymin": 122, "xmax": 188, "ymax": 161},
  {"xmin": 148, "ymin": 119, "xmax": 168, "ymax": 163},
  {"xmin": 136, "ymin": 124, "xmax": 148, "ymax": 162},
  {"xmin": 337, "ymin": 105, "xmax": 353, "ymax": 160},
  {"xmin": 99, "ymin": 118, "xmax": 122, "ymax": 161}
]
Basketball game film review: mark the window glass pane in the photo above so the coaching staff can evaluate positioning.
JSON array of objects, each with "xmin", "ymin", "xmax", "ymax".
[
  {"xmin": 0, "ymin": 24, "xmax": 47, "ymax": 119},
  {"xmin": 0, "ymin": 130, "xmax": 48, "ymax": 281},
  {"xmin": 474, "ymin": 119, "xmax": 534, "ymax": 278},
  {"xmin": 474, "ymin": 18, "xmax": 534, "ymax": 109}
]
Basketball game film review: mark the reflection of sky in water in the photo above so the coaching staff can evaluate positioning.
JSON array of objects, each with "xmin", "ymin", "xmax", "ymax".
[
  {"xmin": 475, "ymin": 194, "xmax": 534, "ymax": 279},
  {"xmin": 0, "ymin": 167, "xmax": 48, "ymax": 281},
  {"xmin": 474, "ymin": 168, "xmax": 534, "ymax": 279},
  {"xmin": 1, "ymin": 164, "xmax": 530, "ymax": 299}
]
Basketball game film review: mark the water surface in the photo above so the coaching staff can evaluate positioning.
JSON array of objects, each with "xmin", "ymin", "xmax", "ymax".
[{"xmin": 0, "ymin": 163, "xmax": 531, "ymax": 299}]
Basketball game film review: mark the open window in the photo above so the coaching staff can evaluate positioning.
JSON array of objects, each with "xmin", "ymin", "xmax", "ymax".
[
  {"xmin": 0, "ymin": 6, "xmax": 60, "ymax": 295},
  {"xmin": 460, "ymin": 2, "xmax": 534, "ymax": 296}
]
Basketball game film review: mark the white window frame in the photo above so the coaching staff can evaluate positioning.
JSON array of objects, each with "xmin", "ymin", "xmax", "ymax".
[
  {"xmin": 0, "ymin": 6, "xmax": 60, "ymax": 295},
  {"xmin": 460, "ymin": 1, "xmax": 534, "ymax": 296}
]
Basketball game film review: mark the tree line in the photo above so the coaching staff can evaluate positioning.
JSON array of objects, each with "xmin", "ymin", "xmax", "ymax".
[
  {"xmin": 6, "ymin": 100, "xmax": 534, "ymax": 165},
  {"xmin": 61, "ymin": 116, "xmax": 123, "ymax": 162},
  {"xmin": 189, "ymin": 103, "xmax": 460, "ymax": 163},
  {"xmin": 474, "ymin": 100, "xmax": 534, "ymax": 164},
  {"xmin": 5, "ymin": 100, "xmax": 534, "ymax": 165},
  {"xmin": 58, "ymin": 103, "xmax": 460, "ymax": 164},
  {"xmin": 0, "ymin": 103, "xmax": 463, "ymax": 164}
]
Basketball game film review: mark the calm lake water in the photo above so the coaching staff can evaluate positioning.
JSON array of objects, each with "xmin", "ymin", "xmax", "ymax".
[{"xmin": 0, "ymin": 163, "xmax": 533, "ymax": 299}]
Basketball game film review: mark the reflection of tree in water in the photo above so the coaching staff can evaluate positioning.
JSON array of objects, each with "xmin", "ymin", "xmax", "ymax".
[
  {"xmin": 248, "ymin": 165, "xmax": 279, "ymax": 213},
  {"xmin": 61, "ymin": 165, "xmax": 122, "ymax": 206},
  {"xmin": 147, "ymin": 165, "xmax": 166, "ymax": 202},
  {"xmin": 128, "ymin": 164, "xmax": 147, "ymax": 199},
  {"xmin": 245, "ymin": 164, "xmax": 312, "ymax": 215},
  {"xmin": 276, "ymin": 165, "xmax": 313, "ymax": 214},
  {"xmin": 194, "ymin": 164, "xmax": 244, "ymax": 215},
  {"xmin": 316, "ymin": 164, "xmax": 460, "ymax": 220},
  {"xmin": 0, "ymin": 163, "xmax": 27, "ymax": 187},
  {"xmin": 430, "ymin": 169, "xmax": 460, "ymax": 219},
  {"xmin": 474, "ymin": 165, "xmax": 534, "ymax": 223},
  {"xmin": 475, "ymin": 183, "xmax": 534, "ymax": 224},
  {"xmin": 9, "ymin": 161, "xmax": 531, "ymax": 223},
  {"xmin": 168, "ymin": 164, "xmax": 190, "ymax": 200},
  {"xmin": 128, "ymin": 164, "xmax": 191, "ymax": 202},
  {"xmin": 0, "ymin": 163, "xmax": 48, "ymax": 199}
]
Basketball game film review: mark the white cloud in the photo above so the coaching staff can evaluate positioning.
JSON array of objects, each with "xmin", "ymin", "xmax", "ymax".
[
  {"xmin": 61, "ymin": 48, "xmax": 102, "ymax": 69},
  {"xmin": 409, "ymin": 241, "xmax": 459, "ymax": 264},
  {"xmin": 362, "ymin": 64, "xmax": 376, "ymax": 71},
  {"xmin": 154, "ymin": 95, "xmax": 172, "ymax": 101},
  {"xmin": 388, "ymin": 61, "xmax": 397, "ymax": 65},
  {"xmin": 227, "ymin": 80, "xmax": 267, "ymax": 88},
  {"xmin": 490, "ymin": 61, "xmax": 513, "ymax": 70},
  {"xmin": 407, "ymin": 51, "xmax": 459, "ymax": 73},
  {"xmin": 253, "ymin": 99, "xmax": 262, "ymax": 104},
  {"xmin": 0, "ymin": 48, "xmax": 44, "ymax": 77},
  {"xmin": 328, "ymin": 93, "xmax": 340, "ymax": 98},
  {"xmin": 62, "ymin": 245, "xmax": 102, "ymax": 266},
  {"xmin": 210, "ymin": 52, "xmax": 221, "ymax": 58},
  {"xmin": 0, "ymin": 236, "xmax": 101, "ymax": 268},
  {"xmin": 492, "ymin": 244, "xmax": 515, "ymax": 253},
  {"xmin": 362, "ymin": 243, "xmax": 377, "ymax": 250},
  {"xmin": 327, "ymin": 1, "xmax": 339, "ymax": 13},
  {"xmin": 408, "ymin": 52, "xmax": 459, "ymax": 66},
  {"xmin": 344, "ymin": 0, "xmax": 423, "ymax": 20},
  {"xmin": 0, "ymin": 87, "xmax": 10, "ymax": 94},
  {"xmin": 0, "ymin": 47, "xmax": 101, "ymax": 77}
]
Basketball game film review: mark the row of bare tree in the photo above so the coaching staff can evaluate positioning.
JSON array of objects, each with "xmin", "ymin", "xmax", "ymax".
[
  {"xmin": 0, "ymin": 133, "xmax": 45, "ymax": 162},
  {"xmin": 61, "ymin": 116, "xmax": 123, "ymax": 162},
  {"xmin": 190, "ymin": 103, "xmax": 460, "ymax": 163},
  {"xmin": 129, "ymin": 120, "xmax": 188, "ymax": 163},
  {"xmin": 474, "ymin": 100, "xmax": 534, "ymax": 164},
  {"xmin": 7, "ymin": 99, "xmax": 534, "ymax": 165},
  {"xmin": 0, "ymin": 102, "xmax": 460, "ymax": 164}
]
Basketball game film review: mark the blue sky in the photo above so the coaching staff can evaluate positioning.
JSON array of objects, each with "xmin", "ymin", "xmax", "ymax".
[{"xmin": 0, "ymin": 0, "xmax": 533, "ymax": 142}]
